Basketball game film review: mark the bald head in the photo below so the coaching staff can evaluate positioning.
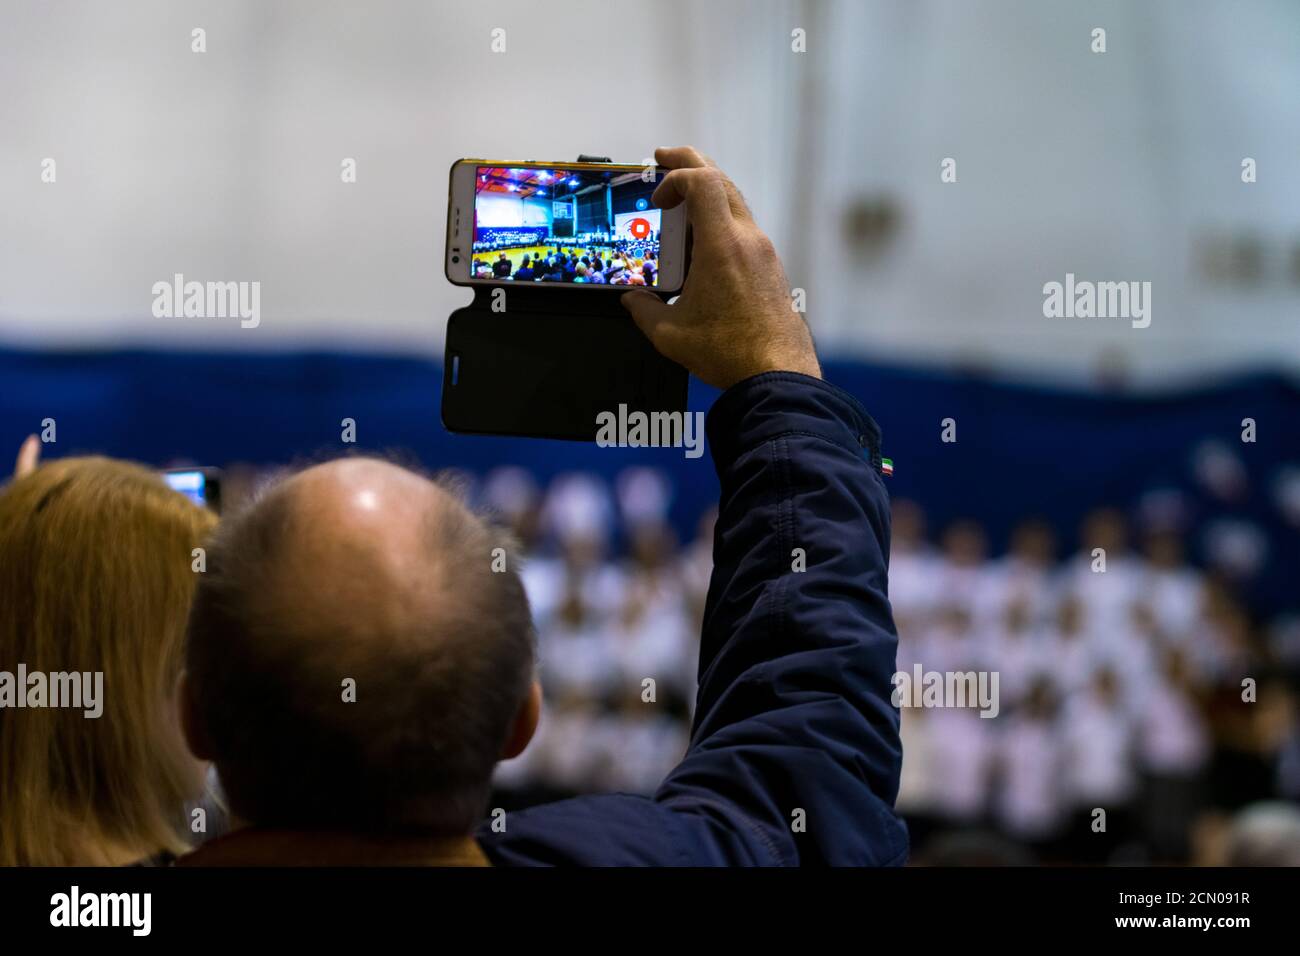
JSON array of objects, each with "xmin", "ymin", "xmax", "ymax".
[
  {"xmin": 263, "ymin": 459, "xmax": 470, "ymax": 654},
  {"xmin": 184, "ymin": 457, "xmax": 536, "ymax": 835}
]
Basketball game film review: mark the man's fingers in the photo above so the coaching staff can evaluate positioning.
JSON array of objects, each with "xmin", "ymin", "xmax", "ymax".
[
  {"xmin": 652, "ymin": 167, "xmax": 736, "ymax": 245},
  {"xmin": 14, "ymin": 434, "xmax": 39, "ymax": 478},
  {"xmin": 654, "ymin": 146, "xmax": 712, "ymax": 171},
  {"xmin": 653, "ymin": 146, "xmax": 752, "ymax": 222}
]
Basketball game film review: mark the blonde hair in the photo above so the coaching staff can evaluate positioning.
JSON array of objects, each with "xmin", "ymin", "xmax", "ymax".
[{"xmin": 0, "ymin": 457, "xmax": 217, "ymax": 865}]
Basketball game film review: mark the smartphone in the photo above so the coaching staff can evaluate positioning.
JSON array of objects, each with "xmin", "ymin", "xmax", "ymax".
[
  {"xmin": 445, "ymin": 159, "xmax": 688, "ymax": 293},
  {"xmin": 162, "ymin": 468, "xmax": 222, "ymax": 513}
]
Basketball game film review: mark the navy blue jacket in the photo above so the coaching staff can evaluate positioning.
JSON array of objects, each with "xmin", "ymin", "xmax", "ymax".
[{"xmin": 478, "ymin": 372, "xmax": 908, "ymax": 865}]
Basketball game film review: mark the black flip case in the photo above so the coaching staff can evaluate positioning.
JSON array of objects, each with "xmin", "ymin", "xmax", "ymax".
[
  {"xmin": 442, "ymin": 286, "xmax": 688, "ymax": 441},
  {"xmin": 441, "ymin": 155, "xmax": 688, "ymax": 442}
]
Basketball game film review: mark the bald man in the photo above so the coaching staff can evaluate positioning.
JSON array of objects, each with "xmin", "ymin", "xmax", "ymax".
[
  {"xmin": 179, "ymin": 147, "xmax": 907, "ymax": 866},
  {"xmin": 179, "ymin": 460, "xmax": 538, "ymax": 865}
]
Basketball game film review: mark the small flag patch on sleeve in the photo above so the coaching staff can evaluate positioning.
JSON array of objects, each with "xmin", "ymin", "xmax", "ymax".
[{"xmin": 881, "ymin": 458, "xmax": 894, "ymax": 477}]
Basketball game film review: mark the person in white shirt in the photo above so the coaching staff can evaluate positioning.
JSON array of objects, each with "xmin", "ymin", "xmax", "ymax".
[
  {"xmin": 974, "ymin": 519, "xmax": 1058, "ymax": 627},
  {"xmin": 1059, "ymin": 508, "xmax": 1145, "ymax": 638},
  {"xmin": 927, "ymin": 706, "xmax": 996, "ymax": 826},
  {"xmin": 978, "ymin": 597, "xmax": 1050, "ymax": 710},
  {"xmin": 1140, "ymin": 527, "xmax": 1204, "ymax": 639},
  {"xmin": 1138, "ymin": 646, "xmax": 1211, "ymax": 862},
  {"xmin": 925, "ymin": 604, "xmax": 982, "ymax": 676},
  {"xmin": 1060, "ymin": 665, "xmax": 1139, "ymax": 862},
  {"xmin": 887, "ymin": 499, "xmax": 945, "ymax": 626},
  {"xmin": 895, "ymin": 707, "xmax": 941, "ymax": 842},
  {"xmin": 600, "ymin": 692, "xmax": 691, "ymax": 795},
  {"xmin": 932, "ymin": 519, "xmax": 990, "ymax": 613},
  {"xmin": 1039, "ymin": 594, "xmax": 1099, "ymax": 701},
  {"xmin": 994, "ymin": 678, "xmax": 1065, "ymax": 850}
]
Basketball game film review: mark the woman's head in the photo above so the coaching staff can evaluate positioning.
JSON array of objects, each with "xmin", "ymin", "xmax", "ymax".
[{"xmin": 0, "ymin": 456, "xmax": 218, "ymax": 865}]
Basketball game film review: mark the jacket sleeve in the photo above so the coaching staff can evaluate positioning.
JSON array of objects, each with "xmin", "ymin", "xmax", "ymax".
[{"xmin": 479, "ymin": 372, "xmax": 908, "ymax": 866}]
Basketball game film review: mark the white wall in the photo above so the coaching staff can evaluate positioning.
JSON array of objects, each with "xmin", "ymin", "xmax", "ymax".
[
  {"xmin": 1, "ymin": 0, "xmax": 1297, "ymax": 384},
  {"xmin": 471, "ymin": 193, "xmax": 552, "ymax": 228},
  {"xmin": 0, "ymin": 0, "xmax": 720, "ymax": 351},
  {"xmin": 475, "ymin": 193, "xmax": 522, "ymax": 228},
  {"xmin": 802, "ymin": 0, "xmax": 1300, "ymax": 384},
  {"xmin": 521, "ymin": 198, "xmax": 550, "ymax": 228}
]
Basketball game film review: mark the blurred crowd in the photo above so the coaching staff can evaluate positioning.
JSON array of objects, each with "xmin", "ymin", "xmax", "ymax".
[
  {"xmin": 478, "ymin": 467, "xmax": 706, "ymax": 803},
  {"xmin": 890, "ymin": 502, "xmax": 1300, "ymax": 864}
]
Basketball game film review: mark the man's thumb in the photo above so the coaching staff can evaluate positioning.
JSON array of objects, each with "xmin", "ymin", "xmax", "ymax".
[{"xmin": 620, "ymin": 290, "xmax": 671, "ymax": 340}]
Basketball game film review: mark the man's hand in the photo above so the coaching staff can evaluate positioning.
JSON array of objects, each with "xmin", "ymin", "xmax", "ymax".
[{"xmin": 621, "ymin": 146, "xmax": 822, "ymax": 391}]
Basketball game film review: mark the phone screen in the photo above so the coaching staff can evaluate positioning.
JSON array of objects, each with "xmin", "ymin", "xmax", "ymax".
[
  {"xmin": 469, "ymin": 165, "xmax": 663, "ymax": 288},
  {"xmin": 162, "ymin": 469, "xmax": 220, "ymax": 512}
]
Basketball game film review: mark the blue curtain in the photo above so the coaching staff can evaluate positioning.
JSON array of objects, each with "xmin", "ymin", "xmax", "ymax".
[{"xmin": 2, "ymin": 347, "xmax": 1296, "ymax": 615}]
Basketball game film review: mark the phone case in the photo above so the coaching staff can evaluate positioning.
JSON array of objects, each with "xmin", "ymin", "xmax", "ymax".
[
  {"xmin": 441, "ymin": 285, "xmax": 688, "ymax": 441},
  {"xmin": 441, "ymin": 154, "xmax": 689, "ymax": 442}
]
